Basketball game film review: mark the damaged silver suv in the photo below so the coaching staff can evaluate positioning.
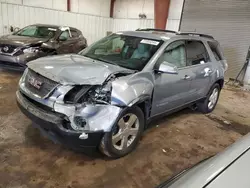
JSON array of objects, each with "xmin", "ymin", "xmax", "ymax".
[{"xmin": 17, "ymin": 29, "xmax": 227, "ymax": 158}]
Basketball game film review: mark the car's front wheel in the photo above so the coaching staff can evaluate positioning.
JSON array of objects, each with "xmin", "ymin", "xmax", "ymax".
[
  {"xmin": 198, "ymin": 83, "xmax": 221, "ymax": 113},
  {"xmin": 99, "ymin": 106, "xmax": 144, "ymax": 158}
]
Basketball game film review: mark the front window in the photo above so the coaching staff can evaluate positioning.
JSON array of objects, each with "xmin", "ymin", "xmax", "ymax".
[
  {"xmin": 59, "ymin": 30, "xmax": 70, "ymax": 41},
  {"xmin": 157, "ymin": 40, "xmax": 186, "ymax": 68},
  {"xmin": 14, "ymin": 25, "xmax": 57, "ymax": 38},
  {"xmin": 156, "ymin": 40, "xmax": 210, "ymax": 70},
  {"xmin": 80, "ymin": 34, "xmax": 163, "ymax": 71}
]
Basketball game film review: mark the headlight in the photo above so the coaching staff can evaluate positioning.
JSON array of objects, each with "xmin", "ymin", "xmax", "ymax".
[
  {"xmin": 23, "ymin": 47, "xmax": 39, "ymax": 53},
  {"xmin": 64, "ymin": 83, "xmax": 112, "ymax": 104},
  {"xmin": 19, "ymin": 68, "xmax": 28, "ymax": 85},
  {"xmin": 91, "ymin": 82, "xmax": 112, "ymax": 104},
  {"xmin": 64, "ymin": 85, "xmax": 92, "ymax": 104}
]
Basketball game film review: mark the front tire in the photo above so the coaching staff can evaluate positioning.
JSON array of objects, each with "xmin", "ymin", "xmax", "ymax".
[
  {"xmin": 198, "ymin": 83, "xmax": 221, "ymax": 113},
  {"xmin": 99, "ymin": 106, "xmax": 144, "ymax": 158}
]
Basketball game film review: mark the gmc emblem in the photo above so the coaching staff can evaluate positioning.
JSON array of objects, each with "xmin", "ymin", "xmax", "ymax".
[{"xmin": 28, "ymin": 76, "xmax": 43, "ymax": 89}]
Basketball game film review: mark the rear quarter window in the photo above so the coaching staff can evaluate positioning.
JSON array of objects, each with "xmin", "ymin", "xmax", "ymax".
[
  {"xmin": 71, "ymin": 30, "xmax": 79, "ymax": 38},
  {"xmin": 185, "ymin": 40, "xmax": 210, "ymax": 66},
  {"xmin": 208, "ymin": 41, "xmax": 224, "ymax": 61}
]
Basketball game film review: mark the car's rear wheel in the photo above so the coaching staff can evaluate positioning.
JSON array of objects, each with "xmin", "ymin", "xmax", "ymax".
[
  {"xmin": 99, "ymin": 106, "xmax": 144, "ymax": 158},
  {"xmin": 198, "ymin": 83, "xmax": 221, "ymax": 113}
]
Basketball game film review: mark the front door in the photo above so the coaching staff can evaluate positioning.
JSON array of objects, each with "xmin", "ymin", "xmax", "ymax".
[
  {"xmin": 151, "ymin": 40, "xmax": 194, "ymax": 116},
  {"xmin": 70, "ymin": 29, "xmax": 85, "ymax": 53},
  {"xmin": 57, "ymin": 30, "xmax": 75, "ymax": 54}
]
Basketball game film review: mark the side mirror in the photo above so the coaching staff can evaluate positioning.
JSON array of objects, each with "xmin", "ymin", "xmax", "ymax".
[
  {"xmin": 59, "ymin": 36, "xmax": 67, "ymax": 41},
  {"xmin": 157, "ymin": 61, "xmax": 178, "ymax": 74}
]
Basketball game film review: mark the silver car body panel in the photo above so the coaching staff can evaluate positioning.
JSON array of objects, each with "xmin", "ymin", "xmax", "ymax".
[
  {"xmin": 111, "ymin": 71, "xmax": 154, "ymax": 106},
  {"xmin": 207, "ymin": 147, "xmax": 250, "ymax": 188},
  {"xmin": 166, "ymin": 134, "xmax": 250, "ymax": 188}
]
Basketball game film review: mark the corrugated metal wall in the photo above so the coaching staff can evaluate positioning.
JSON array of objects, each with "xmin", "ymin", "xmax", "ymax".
[
  {"xmin": 180, "ymin": 0, "xmax": 250, "ymax": 79},
  {"xmin": 0, "ymin": 2, "xmax": 154, "ymax": 44},
  {"xmin": 113, "ymin": 18, "xmax": 154, "ymax": 32},
  {"xmin": 166, "ymin": 0, "xmax": 184, "ymax": 31},
  {"xmin": 0, "ymin": 2, "xmax": 112, "ymax": 44}
]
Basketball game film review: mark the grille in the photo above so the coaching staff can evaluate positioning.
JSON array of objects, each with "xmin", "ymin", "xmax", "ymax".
[
  {"xmin": 24, "ymin": 69, "xmax": 58, "ymax": 98},
  {"xmin": 0, "ymin": 44, "xmax": 17, "ymax": 54}
]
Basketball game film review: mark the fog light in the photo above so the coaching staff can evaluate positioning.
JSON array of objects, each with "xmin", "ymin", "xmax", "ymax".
[{"xmin": 74, "ymin": 116, "xmax": 86, "ymax": 128}]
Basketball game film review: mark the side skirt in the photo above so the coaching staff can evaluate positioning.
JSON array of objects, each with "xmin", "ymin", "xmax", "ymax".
[{"xmin": 146, "ymin": 97, "xmax": 206, "ymax": 126}]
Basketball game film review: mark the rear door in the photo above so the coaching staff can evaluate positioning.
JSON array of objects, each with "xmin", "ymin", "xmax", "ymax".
[
  {"xmin": 70, "ymin": 29, "xmax": 86, "ymax": 53},
  {"xmin": 185, "ymin": 40, "xmax": 213, "ymax": 100},
  {"xmin": 151, "ymin": 40, "xmax": 195, "ymax": 116}
]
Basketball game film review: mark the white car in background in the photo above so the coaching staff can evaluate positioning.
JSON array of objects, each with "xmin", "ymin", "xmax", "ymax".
[{"xmin": 157, "ymin": 134, "xmax": 250, "ymax": 188}]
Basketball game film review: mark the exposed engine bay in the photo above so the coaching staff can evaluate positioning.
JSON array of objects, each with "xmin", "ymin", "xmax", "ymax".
[{"xmin": 63, "ymin": 74, "xmax": 117, "ymax": 105}]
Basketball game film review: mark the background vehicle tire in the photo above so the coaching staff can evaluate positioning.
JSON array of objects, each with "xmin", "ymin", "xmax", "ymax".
[
  {"xmin": 99, "ymin": 106, "xmax": 144, "ymax": 158},
  {"xmin": 198, "ymin": 83, "xmax": 221, "ymax": 114}
]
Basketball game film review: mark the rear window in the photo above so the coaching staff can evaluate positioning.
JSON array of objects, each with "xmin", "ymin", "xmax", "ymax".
[
  {"xmin": 208, "ymin": 41, "xmax": 224, "ymax": 61},
  {"xmin": 186, "ymin": 40, "xmax": 210, "ymax": 66}
]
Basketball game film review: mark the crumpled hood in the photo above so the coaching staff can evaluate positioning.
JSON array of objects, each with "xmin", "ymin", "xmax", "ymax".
[
  {"xmin": 27, "ymin": 54, "xmax": 134, "ymax": 85},
  {"xmin": 0, "ymin": 34, "xmax": 48, "ymax": 46}
]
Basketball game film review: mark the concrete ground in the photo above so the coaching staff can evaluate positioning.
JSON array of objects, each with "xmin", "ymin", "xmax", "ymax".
[{"xmin": 0, "ymin": 69, "xmax": 250, "ymax": 188}]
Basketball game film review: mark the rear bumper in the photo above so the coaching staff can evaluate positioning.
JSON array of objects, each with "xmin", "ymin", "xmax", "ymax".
[{"xmin": 16, "ymin": 91, "xmax": 104, "ymax": 151}]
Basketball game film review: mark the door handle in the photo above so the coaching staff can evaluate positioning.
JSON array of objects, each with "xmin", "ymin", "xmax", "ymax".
[{"xmin": 182, "ymin": 75, "xmax": 191, "ymax": 80}]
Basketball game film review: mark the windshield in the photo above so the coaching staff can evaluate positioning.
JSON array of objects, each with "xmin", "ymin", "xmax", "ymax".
[
  {"xmin": 14, "ymin": 26, "xmax": 57, "ymax": 38},
  {"xmin": 80, "ymin": 34, "xmax": 163, "ymax": 71}
]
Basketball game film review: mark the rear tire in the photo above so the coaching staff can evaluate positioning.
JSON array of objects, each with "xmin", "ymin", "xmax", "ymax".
[
  {"xmin": 99, "ymin": 106, "xmax": 144, "ymax": 158},
  {"xmin": 198, "ymin": 83, "xmax": 221, "ymax": 113}
]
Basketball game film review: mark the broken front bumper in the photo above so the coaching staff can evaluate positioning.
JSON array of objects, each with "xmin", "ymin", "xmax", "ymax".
[
  {"xmin": 0, "ymin": 52, "xmax": 45, "ymax": 71},
  {"xmin": 16, "ymin": 91, "xmax": 104, "ymax": 151}
]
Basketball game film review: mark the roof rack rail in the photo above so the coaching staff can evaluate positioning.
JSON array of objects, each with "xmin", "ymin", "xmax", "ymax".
[
  {"xmin": 177, "ymin": 32, "xmax": 214, "ymax": 39},
  {"xmin": 136, "ymin": 28, "xmax": 177, "ymax": 34}
]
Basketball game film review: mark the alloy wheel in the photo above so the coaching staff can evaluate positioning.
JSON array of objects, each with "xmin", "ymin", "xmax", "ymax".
[
  {"xmin": 208, "ymin": 88, "xmax": 219, "ymax": 110},
  {"xmin": 112, "ymin": 113, "xmax": 139, "ymax": 151}
]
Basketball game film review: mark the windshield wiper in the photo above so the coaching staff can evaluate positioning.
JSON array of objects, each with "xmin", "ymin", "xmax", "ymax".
[
  {"xmin": 95, "ymin": 57, "xmax": 119, "ymax": 66},
  {"xmin": 83, "ymin": 55, "xmax": 119, "ymax": 67},
  {"xmin": 82, "ymin": 54, "xmax": 122, "ymax": 67}
]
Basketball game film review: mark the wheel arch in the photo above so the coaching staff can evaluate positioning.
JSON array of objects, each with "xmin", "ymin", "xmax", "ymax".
[
  {"xmin": 206, "ymin": 78, "xmax": 224, "ymax": 97},
  {"xmin": 131, "ymin": 96, "xmax": 152, "ymax": 129},
  {"xmin": 215, "ymin": 78, "xmax": 224, "ymax": 89}
]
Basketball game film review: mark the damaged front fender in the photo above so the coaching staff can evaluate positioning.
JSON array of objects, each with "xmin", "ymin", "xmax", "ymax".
[{"xmin": 111, "ymin": 72, "xmax": 154, "ymax": 107}]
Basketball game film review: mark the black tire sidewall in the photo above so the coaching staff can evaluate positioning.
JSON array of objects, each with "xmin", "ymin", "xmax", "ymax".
[
  {"xmin": 201, "ymin": 83, "xmax": 221, "ymax": 113},
  {"xmin": 101, "ymin": 106, "xmax": 145, "ymax": 158}
]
